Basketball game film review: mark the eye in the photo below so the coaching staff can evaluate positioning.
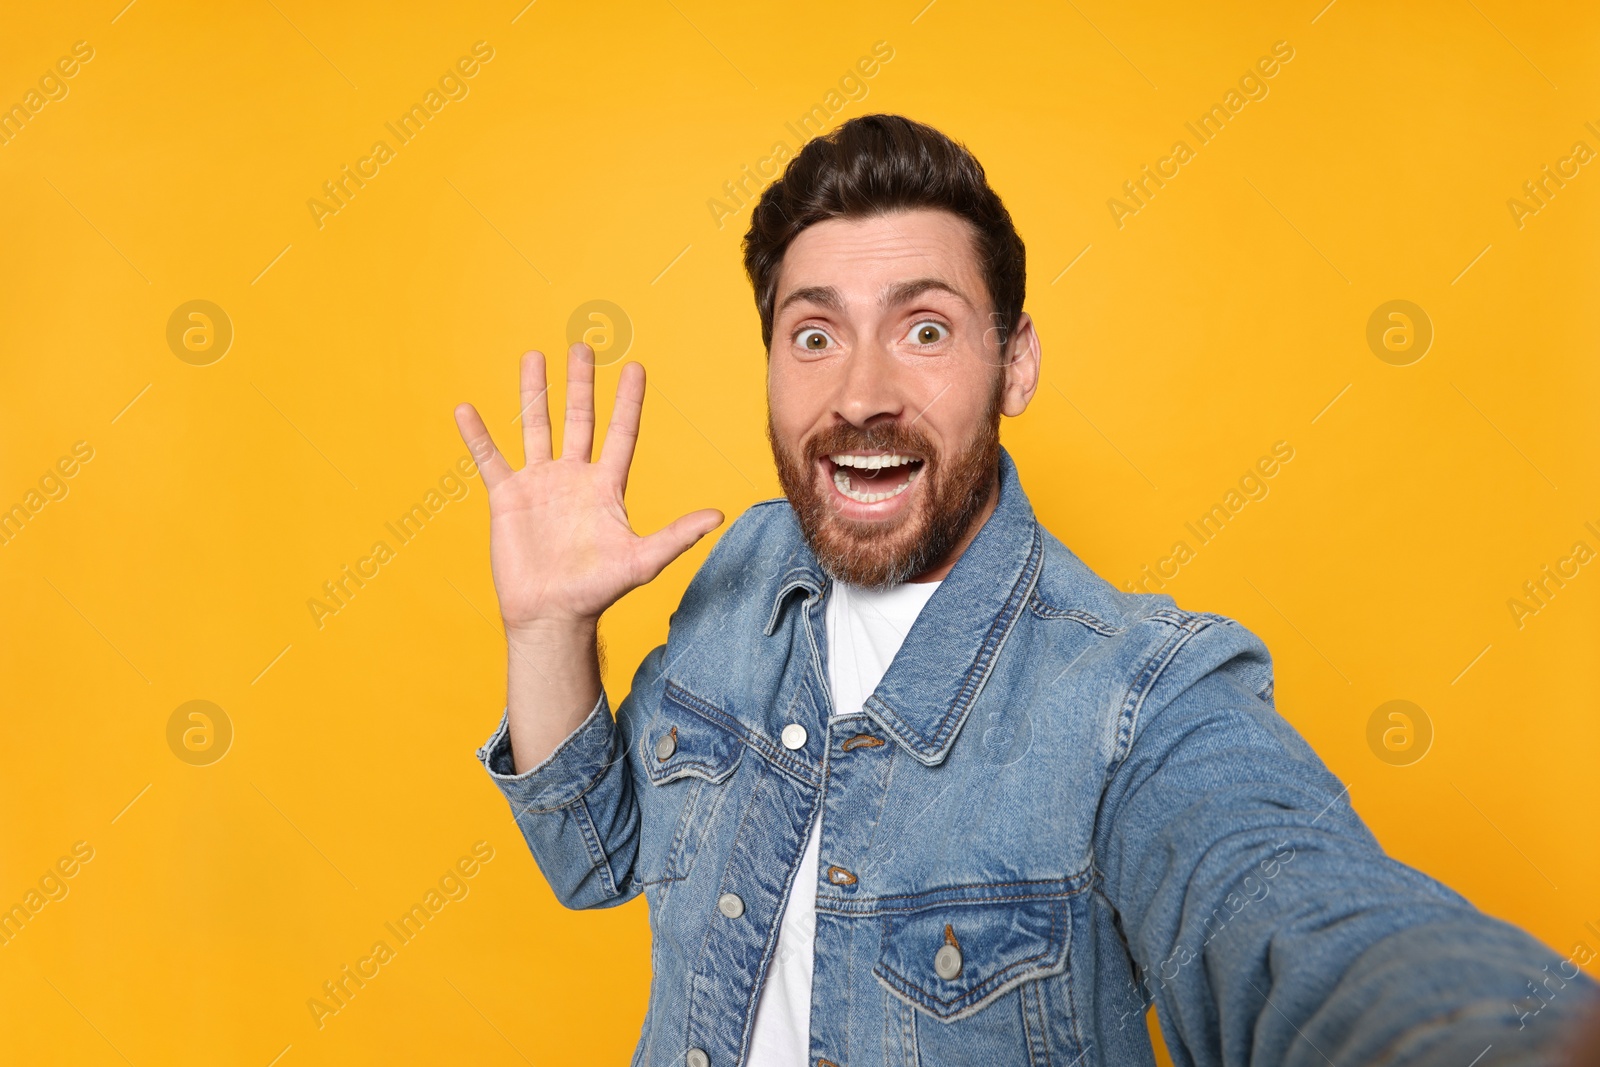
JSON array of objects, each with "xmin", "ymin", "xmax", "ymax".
[
  {"xmin": 906, "ymin": 320, "xmax": 949, "ymax": 345},
  {"xmin": 796, "ymin": 327, "xmax": 833, "ymax": 351}
]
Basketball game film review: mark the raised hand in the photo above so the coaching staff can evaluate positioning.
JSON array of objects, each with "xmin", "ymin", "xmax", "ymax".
[
  {"xmin": 454, "ymin": 345, "xmax": 724, "ymax": 635},
  {"xmin": 455, "ymin": 345, "xmax": 723, "ymax": 773}
]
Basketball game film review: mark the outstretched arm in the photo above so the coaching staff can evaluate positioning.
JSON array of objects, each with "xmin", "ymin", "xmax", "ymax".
[{"xmin": 1094, "ymin": 616, "xmax": 1598, "ymax": 1067}]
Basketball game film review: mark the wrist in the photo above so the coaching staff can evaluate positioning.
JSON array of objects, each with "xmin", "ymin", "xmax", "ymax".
[{"xmin": 505, "ymin": 615, "xmax": 599, "ymax": 651}]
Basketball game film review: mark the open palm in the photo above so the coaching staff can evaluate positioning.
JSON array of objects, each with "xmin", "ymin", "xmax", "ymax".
[{"xmin": 454, "ymin": 344, "xmax": 723, "ymax": 634}]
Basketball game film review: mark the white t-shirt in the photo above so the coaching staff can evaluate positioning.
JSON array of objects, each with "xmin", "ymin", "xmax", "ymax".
[{"xmin": 745, "ymin": 577, "xmax": 942, "ymax": 1065}]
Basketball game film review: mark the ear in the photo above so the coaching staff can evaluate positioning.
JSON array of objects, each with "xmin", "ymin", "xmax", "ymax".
[{"xmin": 999, "ymin": 312, "xmax": 1041, "ymax": 417}]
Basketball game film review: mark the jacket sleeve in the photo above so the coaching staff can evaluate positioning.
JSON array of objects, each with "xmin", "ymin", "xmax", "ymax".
[
  {"xmin": 475, "ymin": 642, "xmax": 666, "ymax": 910},
  {"xmin": 1093, "ymin": 614, "xmax": 1599, "ymax": 1067}
]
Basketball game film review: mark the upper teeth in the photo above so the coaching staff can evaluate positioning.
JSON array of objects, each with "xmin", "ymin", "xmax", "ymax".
[{"xmin": 829, "ymin": 453, "xmax": 917, "ymax": 469}]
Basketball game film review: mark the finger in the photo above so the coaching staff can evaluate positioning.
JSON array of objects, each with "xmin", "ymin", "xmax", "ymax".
[
  {"xmin": 518, "ymin": 350, "xmax": 552, "ymax": 465},
  {"xmin": 633, "ymin": 508, "xmax": 724, "ymax": 585},
  {"xmin": 454, "ymin": 402, "xmax": 514, "ymax": 490},
  {"xmin": 561, "ymin": 342, "xmax": 596, "ymax": 461},
  {"xmin": 598, "ymin": 361, "xmax": 645, "ymax": 489}
]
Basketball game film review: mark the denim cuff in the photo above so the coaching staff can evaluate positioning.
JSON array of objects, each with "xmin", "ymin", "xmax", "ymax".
[{"xmin": 475, "ymin": 692, "xmax": 618, "ymax": 814}]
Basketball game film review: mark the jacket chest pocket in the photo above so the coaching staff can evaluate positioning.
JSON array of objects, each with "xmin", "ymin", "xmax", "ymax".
[
  {"xmin": 637, "ymin": 686, "xmax": 744, "ymax": 884},
  {"xmin": 874, "ymin": 892, "xmax": 1073, "ymax": 1062}
]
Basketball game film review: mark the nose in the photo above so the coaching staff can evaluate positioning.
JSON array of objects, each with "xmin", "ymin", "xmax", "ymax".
[{"xmin": 833, "ymin": 338, "xmax": 905, "ymax": 429}]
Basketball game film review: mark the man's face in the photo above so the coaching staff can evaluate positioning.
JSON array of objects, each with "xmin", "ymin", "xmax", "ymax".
[{"xmin": 766, "ymin": 208, "xmax": 1039, "ymax": 588}]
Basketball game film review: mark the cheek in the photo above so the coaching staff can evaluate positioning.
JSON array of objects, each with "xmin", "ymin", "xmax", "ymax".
[
  {"xmin": 767, "ymin": 367, "xmax": 824, "ymax": 442},
  {"xmin": 923, "ymin": 362, "xmax": 996, "ymax": 434}
]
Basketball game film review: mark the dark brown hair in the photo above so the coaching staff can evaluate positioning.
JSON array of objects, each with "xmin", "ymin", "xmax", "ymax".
[{"xmin": 742, "ymin": 114, "xmax": 1026, "ymax": 355}]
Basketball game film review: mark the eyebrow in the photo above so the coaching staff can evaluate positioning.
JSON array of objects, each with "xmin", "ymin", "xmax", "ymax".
[
  {"xmin": 776, "ymin": 285, "xmax": 843, "ymax": 317},
  {"xmin": 883, "ymin": 277, "xmax": 975, "ymax": 311},
  {"xmin": 774, "ymin": 276, "xmax": 975, "ymax": 318}
]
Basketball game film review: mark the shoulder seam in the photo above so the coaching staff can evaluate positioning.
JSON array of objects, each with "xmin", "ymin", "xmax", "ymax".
[
  {"xmin": 1107, "ymin": 612, "xmax": 1219, "ymax": 772},
  {"xmin": 1026, "ymin": 592, "xmax": 1126, "ymax": 635}
]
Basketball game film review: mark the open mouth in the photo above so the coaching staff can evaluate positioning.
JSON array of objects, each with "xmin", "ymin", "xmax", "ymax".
[{"xmin": 824, "ymin": 452, "xmax": 926, "ymax": 504}]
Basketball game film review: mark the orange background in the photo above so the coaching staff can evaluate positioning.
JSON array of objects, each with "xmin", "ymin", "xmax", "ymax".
[{"xmin": 1, "ymin": 1, "xmax": 1596, "ymax": 1063}]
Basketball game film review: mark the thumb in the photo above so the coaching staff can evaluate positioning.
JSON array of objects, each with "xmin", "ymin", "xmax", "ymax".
[{"xmin": 633, "ymin": 508, "xmax": 724, "ymax": 583}]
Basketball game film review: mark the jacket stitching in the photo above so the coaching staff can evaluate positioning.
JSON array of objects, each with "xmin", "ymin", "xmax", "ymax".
[
  {"xmin": 1027, "ymin": 594, "xmax": 1126, "ymax": 635},
  {"xmin": 1060, "ymin": 909, "xmax": 1089, "ymax": 1060},
  {"xmin": 1021, "ymin": 982, "xmax": 1040, "ymax": 1067},
  {"xmin": 571, "ymin": 793, "xmax": 618, "ymax": 899},
  {"xmin": 765, "ymin": 572, "xmax": 822, "ymax": 635},
  {"xmin": 873, "ymin": 898, "xmax": 1063, "ymax": 1015},
  {"xmin": 817, "ymin": 866, "xmax": 1092, "ymax": 914},
  {"xmin": 936, "ymin": 526, "xmax": 1045, "ymax": 749},
  {"xmin": 802, "ymin": 588, "xmax": 832, "ymax": 718},
  {"xmin": 646, "ymin": 755, "xmax": 739, "ymax": 786},
  {"xmin": 817, "ymin": 886, "xmax": 1081, "ymax": 916},
  {"xmin": 677, "ymin": 760, "xmax": 743, "ymax": 883},
  {"xmin": 640, "ymin": 694, "xmax": 744, "ymax": 788},
  {"xmin": 661, "ymin": 777, "xmax": 706, "ymax": 883},
  {"xmin": 506, "ymin": 702, "xmax": 621, "ymax": 815},
  {"xmin": 1023, "ymin": 978, "xmax": 1053, "ymax": 1067},
  {"xmin": 666, "ymin": 680, "xmax": 823, "ymax": 789},
  {"xmin": 1109, "ymin": 613, "xmax": 1211, "ymax": 771},
  {"xmin": 841, "ymin": 883, "xmax": 856, "ymax": 1067},
  {"xmin": 888, "ymin": 992, "xmax": 917, "ymax": 1065},
  {"xmin": 688, "ymin": 760, "xmax": 771, "ymax": 1054},
  {"xmin": 863, "ymin": 525, "xmax": 1042, "ymax": 761},
  {"xmin": 730, "ymin": 770, "xmax": 822, "ymax": 1066}
]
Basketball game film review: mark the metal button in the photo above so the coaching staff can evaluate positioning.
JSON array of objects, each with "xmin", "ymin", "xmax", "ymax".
[
  {"xmin": 717, "ymin": 892, "xmax": 745, "ymax": 919},
  {"xmin": 935, "ymin": 943, "xmax": 963, "ymax": 980},
  {"xmin": 781, "ymin": 723, "xmax": 807, "ymax": 749},
  {"xmin": 686, "ymin": 1049, "xmax": 709, "ymax": 1067},
  {"xmin": 654, "ymin": 727, "xmax": 677, "ymax": 760}
]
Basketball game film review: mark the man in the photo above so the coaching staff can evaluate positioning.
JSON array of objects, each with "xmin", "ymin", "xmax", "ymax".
[{"xmin": 454, "ymin": 115, "xmax": 1597, "ymax": 1066}]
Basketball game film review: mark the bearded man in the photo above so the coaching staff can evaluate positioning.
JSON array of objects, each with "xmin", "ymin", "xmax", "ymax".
[{"xmin": 453, "ymin": 115, "xmax": 1598, "ymax": 1067}]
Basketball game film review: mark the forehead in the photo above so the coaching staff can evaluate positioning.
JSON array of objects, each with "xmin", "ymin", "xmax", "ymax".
[{"xmin": 774, "ymin": 209, "xmax": 986, "ymax": 309}]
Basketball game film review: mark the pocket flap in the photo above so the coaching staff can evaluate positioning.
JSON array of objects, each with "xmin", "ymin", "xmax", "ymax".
[
  {"xmin": 873, "ymin": 894, "xmax": 1070, "ymax": 1021},
  {"xmin": 642, "ymin": 684, "xmax": 743, "ymax": 786}
]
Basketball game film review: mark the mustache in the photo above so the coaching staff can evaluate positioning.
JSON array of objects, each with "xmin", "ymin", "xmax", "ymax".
[{"xmin": 803, "ymin": 421, "xmax": 936, "ymax": 464}]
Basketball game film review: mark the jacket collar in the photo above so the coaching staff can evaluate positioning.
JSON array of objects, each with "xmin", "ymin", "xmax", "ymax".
[{"xmin": 763, "ymin": 446, "xmax": 1043, "ymax": 767}]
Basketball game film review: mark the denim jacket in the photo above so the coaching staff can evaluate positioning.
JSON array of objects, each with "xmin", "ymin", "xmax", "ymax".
[{"xmin": 477, "ymin": 448, "xmax": 1595, "ymax": 1067}]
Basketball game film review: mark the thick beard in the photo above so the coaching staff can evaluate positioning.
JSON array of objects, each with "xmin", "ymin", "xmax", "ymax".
[{"xmin": 768, "ymin": 385, "xmax": 1003, "ymax": 590}]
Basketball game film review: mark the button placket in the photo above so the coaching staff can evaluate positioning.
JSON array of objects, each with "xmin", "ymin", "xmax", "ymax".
[{"xmin": 815, "ymin": 696, "xmax": 900, "ymax": 898}]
